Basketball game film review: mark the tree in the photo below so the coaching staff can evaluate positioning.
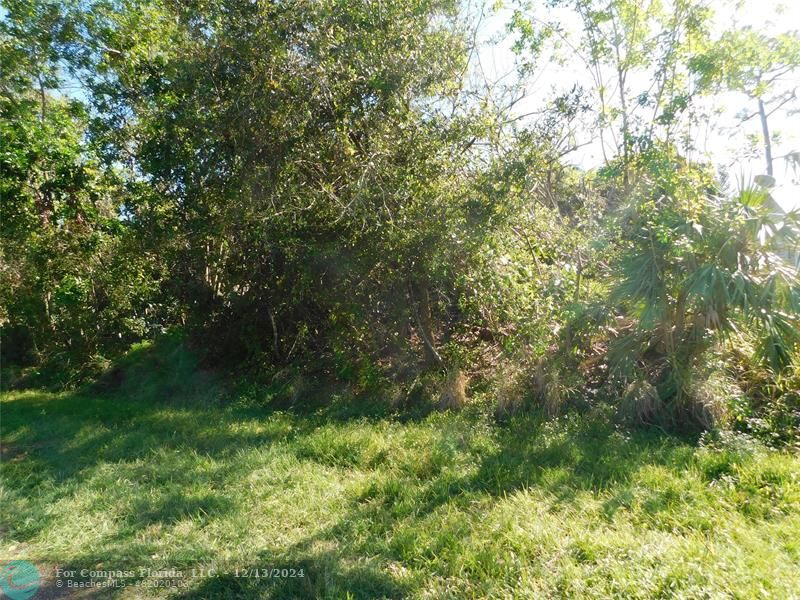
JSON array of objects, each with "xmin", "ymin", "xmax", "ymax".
[
  {"xmin": 510, "ymin": 0, "xmax": 713, "ymax": 183},
  {"xmin": 69, "ymin": 0, "xmax": 492, "ymax": 370},
  {"xmin": 1, "ymin": 0, "xmax": 163, "ymax": 382},
  {"xmin": 690, "ymin": 29, "xmax": 800, "ymax": 177}
]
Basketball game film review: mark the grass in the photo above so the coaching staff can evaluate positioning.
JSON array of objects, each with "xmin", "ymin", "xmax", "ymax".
[{"xmin": 2, "ymin": 340, "xmax": 800, "ymax": 598}]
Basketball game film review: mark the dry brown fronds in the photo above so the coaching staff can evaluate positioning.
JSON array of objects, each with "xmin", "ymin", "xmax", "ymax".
[
  {"xmin": 495, "ymin": 363, "xmax": 529, "ymax": 417},
  {"xmin": 439, "ymin": 367, "xmax": 468, "ymax": 411},
  {"xmin": 622, "ymin": 380, "xmax": 662, "ymax": 424}
]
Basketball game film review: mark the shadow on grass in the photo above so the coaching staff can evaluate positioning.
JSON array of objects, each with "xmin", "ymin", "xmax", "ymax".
[
  {"xmin": 175, "ymin": 416, "xmax": 700, "ymax": 598},
  {"xmin": 173, "ymin": 550, "xmax": 412, "ymax": 600},
  {"xmin": 2, "ymin": 339, "xmax": 717, "ymax": 598}
]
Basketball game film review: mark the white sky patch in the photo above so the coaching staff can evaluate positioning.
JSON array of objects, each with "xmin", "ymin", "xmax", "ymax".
[{"xmin": 471, "ymin": 0, "xmax": 800, "ymax": 210}]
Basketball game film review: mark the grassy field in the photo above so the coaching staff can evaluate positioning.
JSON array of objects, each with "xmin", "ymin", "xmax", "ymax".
[{"xmin": 2, "ymin": 343, "xmax": 800, "ymax": 598}]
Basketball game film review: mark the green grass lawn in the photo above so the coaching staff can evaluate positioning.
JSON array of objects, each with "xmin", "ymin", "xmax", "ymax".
[{"xmin": 2, "ymin": 346, "xmax": 800, "ymax": 598}]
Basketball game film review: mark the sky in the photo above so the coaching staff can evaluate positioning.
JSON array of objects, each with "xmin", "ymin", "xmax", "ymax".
[{"xmin": 471, "ymin": 0, "xmax": 800, "ymax": 210}]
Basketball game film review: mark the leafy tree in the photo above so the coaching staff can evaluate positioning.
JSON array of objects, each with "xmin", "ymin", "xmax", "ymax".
[
  {"xmin": 510, "ymin": 0, "xmax": 713, "ymax": 182},
  {"xmin": 1, "ymin": 0, "xmax": 162, "ymax": 382},
  {"xmin": 690, "ymin": 28, "xmax": 800, "ymax": 177},
  {"xmin": 69, "ymin": 0, "xmax": 491, "ymax": 370}
]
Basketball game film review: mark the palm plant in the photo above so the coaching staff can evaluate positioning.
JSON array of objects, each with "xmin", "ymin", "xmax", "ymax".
[{"xmin": 608, "ymin": 166, "xmax": 800, "ymax": 426}]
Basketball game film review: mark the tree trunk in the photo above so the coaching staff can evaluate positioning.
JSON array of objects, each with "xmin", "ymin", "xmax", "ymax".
[
  {"xmin": 758, "ymin": 98, "xmax": 774, "ymax": 177},
  {"xmin": 573, "ymin": 254, "xmax": 583, "ymax": 303},
  {"xmin": 409, "ymin": 281, "xmax": 442, "ymax": 365},
  {"xmin": 269, "ymin": 309, "xmax": 281, "ymax": 361},
  {"xmin": 37, "ymin": 73, "xmax": 46, "ymax": 121},
  {"xmin": 618, "ymin": 65, "xmax": 630, "ymax": 187}
]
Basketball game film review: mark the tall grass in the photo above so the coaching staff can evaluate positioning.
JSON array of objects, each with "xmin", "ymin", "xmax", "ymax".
[{"xmin": 2, "ymin": 342, "xmax": 799, "ymax": 598}]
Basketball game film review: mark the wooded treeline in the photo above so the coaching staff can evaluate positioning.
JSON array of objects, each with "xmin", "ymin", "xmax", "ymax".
[{"xmin": 1, "ymin": 0, "xmax": 799, "ymax": 438}]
